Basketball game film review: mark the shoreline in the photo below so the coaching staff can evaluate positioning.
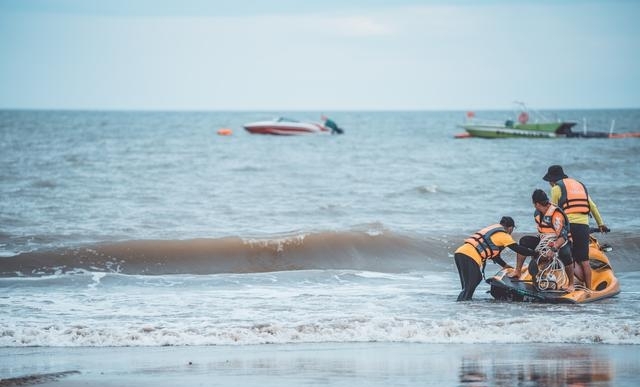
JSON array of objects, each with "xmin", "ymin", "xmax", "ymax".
[{"xmin": 2, "ymin": 342, "xmax": 640, "ymax": 386}]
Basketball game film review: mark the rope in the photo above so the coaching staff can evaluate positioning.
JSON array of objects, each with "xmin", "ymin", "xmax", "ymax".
[
  {"xmin": 535, "ymin": 235, "xmax": 568, "ymax": 291},
  {"xmin": 574, "ymin": 283, "xmax": 593, "ymax": 293}
]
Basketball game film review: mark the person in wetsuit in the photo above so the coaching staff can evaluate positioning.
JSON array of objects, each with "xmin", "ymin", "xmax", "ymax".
[
  {"xmin": 321, "ymin": 115, "xmax": 344, "ymax": 135},
  {"xmin": 453, "ymin": 216, "xmax": 537, "ymax": 301}
]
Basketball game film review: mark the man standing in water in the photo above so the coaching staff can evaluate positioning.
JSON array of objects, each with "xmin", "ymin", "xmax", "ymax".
[
  {"xmin": 453, "ymin": 216, "xmax": 537, "ymax": 301},
  {"xmin": 321, "ymin": 115, "xmax": 344, "ymax": 134},
  {"xmin": 543, "ymin": 165, "xmax": 609, "ymax": 290}
]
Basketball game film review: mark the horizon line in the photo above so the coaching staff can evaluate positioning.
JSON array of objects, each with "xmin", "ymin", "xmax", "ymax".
[{"xmin": 2, "ymin": 106, "xmax": 639, "ymax": 113}]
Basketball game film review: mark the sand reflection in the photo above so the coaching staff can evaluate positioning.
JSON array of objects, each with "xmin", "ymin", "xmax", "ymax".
[{"xmin": 459, "ymin": 346, "xmax": 612, "ymax": 387}]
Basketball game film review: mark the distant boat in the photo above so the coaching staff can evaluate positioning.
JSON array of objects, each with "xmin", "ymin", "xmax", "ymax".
[
  {"xmin": 460, "ymin": 119, "xmax": 577, "ymax": 139},
  {"xmin": 244, "ymin": 117, "xmax": 330, "ymax": 135},
  {"xmin": 456, "ymin": 102, "xmax": 640, "ymax": 139},
  {"xmin": 457, "ymin": 102, "xmax": 577, "ymax": 139}
]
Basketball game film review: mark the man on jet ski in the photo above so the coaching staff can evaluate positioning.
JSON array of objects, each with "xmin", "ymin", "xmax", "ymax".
[
  {"xmin": 453, "ymin": 216, "xmax": 538, "ymax": 301},
  {"xmin": 510, "ymin": 189, "xmax": 575, "ymax": 292},
  {"xmin": 543, "ymin": 165, "xmax": 610, "ymax": 290}
]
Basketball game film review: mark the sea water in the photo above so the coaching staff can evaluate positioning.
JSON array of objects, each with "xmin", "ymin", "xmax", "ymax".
[{"xmin": 1, "ymin": 109, "xmax": 640, "ymax": 347}]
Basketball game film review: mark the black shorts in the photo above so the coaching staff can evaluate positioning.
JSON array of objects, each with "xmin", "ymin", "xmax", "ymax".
[
  {"xmin": 518, "ymin": 235, "xmax": 573, "ymax": 266},
  {"xmin": 519, "ymin": 235, "xmax": 539, "ymax": 250},
  {"xmin": 557, "ymin": 243, "xmax": 573, "ymax": 266},
  {"xmin": 570, "ymin": 223, "xmax": 590, "ymax": 263}
]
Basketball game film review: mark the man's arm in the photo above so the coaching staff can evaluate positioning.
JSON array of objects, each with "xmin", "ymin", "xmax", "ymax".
[
  {"xmin": 551, "ymin": 212, "xmax": 567, "ymax": 248},
  {"xmin": 549, "ymin": 185, "xmax": 561, "ymax": 205},
  {"xmin": 507, "ymin": 243, "xmax": 536, "ymax": 257},
  {"xmin": 492, "ymin": 255, "xmax": 512, "ymax": 268},
  {"xmin": 588, "ymin": 197, "xmax": 605, "ymax": 227}
]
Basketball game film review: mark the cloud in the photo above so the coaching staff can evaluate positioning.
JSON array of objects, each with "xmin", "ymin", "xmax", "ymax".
[
  {"xmin": 327, "ymin": 16, "xmax": 393, "ymax": 37},
  {"xmin": 1, "ymin": 1, "xmax": 638, "ymax": 110}
]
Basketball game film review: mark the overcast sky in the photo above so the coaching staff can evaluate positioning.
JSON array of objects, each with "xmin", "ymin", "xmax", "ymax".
[{"xmin": 1, "ymin": 0, "xmax": 638, "ymax": 111}]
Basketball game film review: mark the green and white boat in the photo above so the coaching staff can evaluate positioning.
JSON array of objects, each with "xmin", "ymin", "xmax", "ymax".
[
  {"xmin": 459, "ymin": 120, "xmax": 578, "ymax": 138},
  {"xmin": 457, "ymin": 102, "xmax": 577, "ymax": 139}
]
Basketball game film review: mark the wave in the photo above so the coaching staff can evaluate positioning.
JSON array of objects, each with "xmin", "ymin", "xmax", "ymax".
[
  {"xmin": 384, "ymin": 184, "xmax": 442, "ymax": 198},
  {"xmin": 1, "ymin": 230, "xmax": 638, "ymax": 277},
  {"xmin": 0, "ymin": 231, "xmax": 450, "ymax": 277},
  {"xmin": 2, "ymin": 311, "xmax": 639, "ymax": 347}
]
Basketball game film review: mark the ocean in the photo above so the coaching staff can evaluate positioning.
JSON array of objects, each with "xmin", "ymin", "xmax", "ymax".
[{"xmin": 1, "ymin": 109, "xmax": 640, "ymax": 383}]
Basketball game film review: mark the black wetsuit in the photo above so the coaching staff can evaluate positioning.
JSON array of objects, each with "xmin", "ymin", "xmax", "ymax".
[{"xmin": 455, "ymin": 243, "xmax": 536, "ymax": 301}]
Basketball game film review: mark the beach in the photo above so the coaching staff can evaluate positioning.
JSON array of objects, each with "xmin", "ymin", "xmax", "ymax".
[
  {"xmin": 3, "ymin": 1, "xmax": 640, "ymax": 385},
  {"xmin": 3, "ymin": 343, "xmax": 640, "ymax": 387}
]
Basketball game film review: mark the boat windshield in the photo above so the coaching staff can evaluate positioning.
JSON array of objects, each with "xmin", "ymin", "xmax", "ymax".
[{"xmin": 276, "ymin": 117, "xmax": 300, "ymax": 123}]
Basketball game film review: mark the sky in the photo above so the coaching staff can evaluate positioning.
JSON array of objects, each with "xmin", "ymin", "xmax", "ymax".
[{"xmin": 1, "ymin": 0, "xmax": 639, "ymax": 111}]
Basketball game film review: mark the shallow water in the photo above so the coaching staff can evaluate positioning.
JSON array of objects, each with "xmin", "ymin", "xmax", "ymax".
[
  {"xmin": 1, "ymin": 109, "xmax": 639, "ymax": 348},
  {"xmin": 2, "ymin": 109, "xmax": 639, "ymax": 252}
]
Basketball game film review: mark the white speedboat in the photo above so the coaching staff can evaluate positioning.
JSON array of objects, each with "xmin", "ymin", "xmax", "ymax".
[{"xmin": 244, "ymin": 117, "xmax": 330, "ymax": 135}]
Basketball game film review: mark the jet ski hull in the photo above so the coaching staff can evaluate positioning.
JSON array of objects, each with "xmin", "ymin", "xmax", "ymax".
[
  {"xmin": 487, "ymin": 235, "xmax": 620, "ymax": 304},
  {"xmin": 488, "ymin": 268, "xmax": 620, "ymax": 304}
]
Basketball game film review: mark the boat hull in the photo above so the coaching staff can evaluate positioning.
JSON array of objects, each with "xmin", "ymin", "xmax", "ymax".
[
  {"xmin": 460, "ymin": 122, "xmax": 576, "ymax": 138},
  {"xmin": 488, "ymin": 267, "xmax": 620, "ymax": 304},
  {"xmin": 244, "ymin": 121, "xmax": 329, "ymax": 135}
]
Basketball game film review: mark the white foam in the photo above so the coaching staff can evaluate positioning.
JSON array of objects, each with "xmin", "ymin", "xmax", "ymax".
[
  {"xmin": 2, "ymin": 313, "xmax": 639, "ymax": 347},
  {"xmin": 2, "ymin": 270, "xmax": 639, "ymax": 347}
]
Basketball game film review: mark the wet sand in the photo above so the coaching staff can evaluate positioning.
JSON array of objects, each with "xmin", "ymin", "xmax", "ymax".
[{"xmin": 1, "ymin": 343, "xmax": 639, "ymax": 386}]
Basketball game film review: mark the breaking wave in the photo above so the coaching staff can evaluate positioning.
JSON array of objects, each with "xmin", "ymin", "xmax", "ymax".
[
  {"xmin": 1, "ymin": 231, "xmax": 638, "ymax": 277},
  {"xmin": 3, "ymin": 313, "xmax": 639, "ymax": 347}
]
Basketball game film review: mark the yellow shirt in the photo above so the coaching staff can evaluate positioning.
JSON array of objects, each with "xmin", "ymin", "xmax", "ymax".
[
  {"xmin": 455, "ymin": 230, "xmax": 515, "ymax": 267},
  {"xmin": 549, "ymin": 185, "xmax": 604, "ymax": 226}
]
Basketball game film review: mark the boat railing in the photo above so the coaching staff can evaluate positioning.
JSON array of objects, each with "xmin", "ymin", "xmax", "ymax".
[
  {"xmin": 464, "ymin": 117, "xmax": 500, "ymax": 124},
  {"xmin": 463, "ymin": 117, "xmax": 517, "ymax": 127},
  {"xmin": 512, "ymin": 101, "xmax": 552, "ymax": 123}
]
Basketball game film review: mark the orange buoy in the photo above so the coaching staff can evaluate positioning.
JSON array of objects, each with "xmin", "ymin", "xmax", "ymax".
[{"xmin": 217, "ymin": 128, "xmax": 233, "ymax": 136}]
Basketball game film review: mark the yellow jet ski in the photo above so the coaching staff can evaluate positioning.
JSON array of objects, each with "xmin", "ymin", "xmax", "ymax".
[{"xmin": 488, "ymin": 232, "xmax": 620, "ymax": 303}]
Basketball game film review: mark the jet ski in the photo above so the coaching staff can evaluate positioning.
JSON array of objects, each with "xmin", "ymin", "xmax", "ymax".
[{"xmin": 487, "ymin": 232, "xmax": 620, "ymax": 303}]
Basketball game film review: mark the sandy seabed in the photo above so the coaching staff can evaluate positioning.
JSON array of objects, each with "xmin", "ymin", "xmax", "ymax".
[{"xmin": 1, "ymin": 343, "xmax": 639, "ymax": 386}]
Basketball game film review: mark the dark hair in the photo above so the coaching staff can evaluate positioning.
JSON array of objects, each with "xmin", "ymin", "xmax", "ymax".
[
  {"xmin": 500, "ymin": 216, "xmax": 515, "ymax": 228},
  {"xmin": 532, "ymin": 189, "xmax": 549, "ymax": 204}
]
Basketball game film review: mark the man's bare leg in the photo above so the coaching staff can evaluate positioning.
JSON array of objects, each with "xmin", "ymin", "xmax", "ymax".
[
  {"xmin": 580, "ymin": 260, "xmax": 592, "ymax": 290},
  {"xmin": 564, "ymin": 263, "xmax": 575, "ymax": 292}
]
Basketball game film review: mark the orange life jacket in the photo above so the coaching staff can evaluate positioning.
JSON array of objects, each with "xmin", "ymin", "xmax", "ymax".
[
  {"xmin": 464, "ymin": 224, "xmax": 506, "ymax": 261},
  {"xmin": 557, "ymin": 178, "xmax": 590, "ymax": 214},
  {"xmin": 534, "ymin": 204, "xmax": 571, "ymax": 240}
]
